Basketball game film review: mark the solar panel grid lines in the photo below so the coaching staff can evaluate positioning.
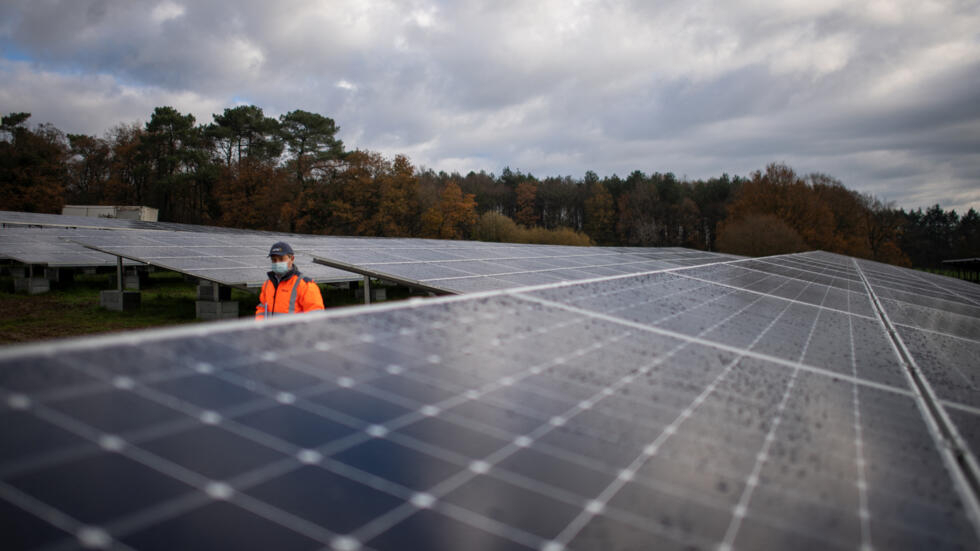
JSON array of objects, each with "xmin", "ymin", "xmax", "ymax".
[
  {"xmin": 310, "ymin": 245, "xmax": 740, "ymax": 295},
  {"xmin": 342, "ymin": 332, "xmax": 645, "ymax": 548},
  {"xmin": 0, "ymin": 210, "xmax": 287, "ymax": 236},
  {"xmin": 0, "ymin": 227, "xmax": 145, "ymax": 268},
  {"xmin": 849, "ymin": 255, "xmax": 980, "ymax": 464},
  {"xmin": 852, "ymin": 258, "xmax": 980, "ymax": 539},
  {"xmin": 845, "ymin": 287, "xmax": 874, "ymax": 551},
  {"xmin": 536, "ymin": 286, "xmax": 896, "ymax": 548},
  {"xmin": 512, "ymin": 258, "xmax": 980, "ymax": 548},
  {"xmin": 2, "ymin": 251, "xmax": 980, "ymax": 550},
  {"xmin": 671, "ymin": 269, "xmax": 878, "ymax": 322},
  {"xmin": 858, "ymin": 260, "xmax": 980, "ymax": 308},
  {"xmin": 516, "ymin": 291, "xmax": 910, "ymax": 398},
  {"xmin": 0, "ymin": 302, "xmax": 668, "ymax": 551},
  {"xmin": 68, "ymin": 231, "xmax": 359, "ymax": 287},
  {"xmin": 0, "ymin": 356, "xmax": 972, "ymax": 548},
  {"xmin": 518, "ymin": 268, "xmax": 884, "ymax": 548},
  {"xmin": 716, "ymin": 270, "xmax": 837, "ymax": 550}
]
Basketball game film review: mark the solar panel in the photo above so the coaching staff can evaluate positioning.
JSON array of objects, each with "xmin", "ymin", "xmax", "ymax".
[
  {"xmin": 0, "ymin": 210, "xmax": 279, "ymax": 235},
  {"xmin": 2, "ymin": 250, "xmax": 978, "ymax": 550},
  {"xmin": 0, "ymin": 228, "xmax": 143, "ymax": 268},
  {"xmin": 846, "ymin": 253, "xmax": 980, "ymax": 464},
  {"xmin": 309, "ymin": 241, "xmax": 739, "ymax": 293},
  {"xmin": 69, "ymin": 231, "xmax": 359, "ymax": 288}
]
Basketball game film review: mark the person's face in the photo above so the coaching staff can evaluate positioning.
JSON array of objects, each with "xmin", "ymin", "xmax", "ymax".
[{"xmin": 271, "ymin": 254, "xmax": 294, "ymax": 269}]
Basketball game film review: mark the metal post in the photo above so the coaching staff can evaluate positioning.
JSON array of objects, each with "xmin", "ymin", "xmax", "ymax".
[
  {"xmin": 213, "ymin": 281, "xmax": 220, "ymax": 302},
  {"xmin": 116, "ymin": 257, "xmax": 123, "ymax": 291},
  {"xmin": 364, "ymin": 276, "xmax": 372, "ymax": 305}
]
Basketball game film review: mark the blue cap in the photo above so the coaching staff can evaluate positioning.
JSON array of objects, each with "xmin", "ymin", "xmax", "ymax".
[{"xmin": 268, "ymin": 241, "xmax": 294, "ymax": 256}]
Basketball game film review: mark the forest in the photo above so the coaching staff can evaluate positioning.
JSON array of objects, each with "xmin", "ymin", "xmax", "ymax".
[{"xmin": 2, "ymin": 106, "xmax": 978, "ymax": 269}]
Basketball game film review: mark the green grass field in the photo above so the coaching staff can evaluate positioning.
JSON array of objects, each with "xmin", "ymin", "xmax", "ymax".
[{"xmin": 0, "ymin": 269, "xmax": 409, "ymax": 345}]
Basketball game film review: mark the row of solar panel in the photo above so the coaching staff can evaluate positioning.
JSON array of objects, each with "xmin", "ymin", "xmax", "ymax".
[
  {"xmin": 1, "ymin": 212, "xmax": 741, "ymax": 290},
  {"xmin": 1, "ymin": 248, "xmax": 978, "ymax": 550}
]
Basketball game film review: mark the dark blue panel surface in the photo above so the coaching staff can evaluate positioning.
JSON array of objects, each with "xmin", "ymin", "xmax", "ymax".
[{"xmin": 0, "ymin": 249, "xmax": 978, "ymax": 551}]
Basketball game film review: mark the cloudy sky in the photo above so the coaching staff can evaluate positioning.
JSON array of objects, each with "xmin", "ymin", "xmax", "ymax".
[{"xmin": 1, "ymin": 0, "xmax": 978, "ymax": 212}]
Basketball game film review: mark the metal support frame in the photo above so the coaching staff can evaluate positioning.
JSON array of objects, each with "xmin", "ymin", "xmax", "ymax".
[
  {"xmin": 364, "ymin": 276, "xmax": 372, "ymax": 305},
  {"xmin": 116, "ymin": 256, "xmax": 123, "ymax": 291}
]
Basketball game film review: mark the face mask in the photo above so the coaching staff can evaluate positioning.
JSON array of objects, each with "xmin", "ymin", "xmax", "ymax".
[{"xmin": 271, "ymin": 261, "xmax": 289, "ymax": 274}]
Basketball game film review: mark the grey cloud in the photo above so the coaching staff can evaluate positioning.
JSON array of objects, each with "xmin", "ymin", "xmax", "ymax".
[{"xmin": 1, "ymin": 0, "xmax": 977, "ymax": 212}]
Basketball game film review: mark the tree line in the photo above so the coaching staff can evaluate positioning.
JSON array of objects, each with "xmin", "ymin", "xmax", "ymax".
[{"xmin": 2, "ymin": 107, "xmax": 978, "ymax": 268}]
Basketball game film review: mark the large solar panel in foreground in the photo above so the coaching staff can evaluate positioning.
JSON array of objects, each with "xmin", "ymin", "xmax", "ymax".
[{"xmin": 1, "ymin": 251, "xmax": 978, "ymax": 550}]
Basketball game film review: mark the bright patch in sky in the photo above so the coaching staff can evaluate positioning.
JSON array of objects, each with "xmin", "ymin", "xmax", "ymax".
[{"xmin": 151, "ymin": 1, "xmax": 185, "ymax": 23}]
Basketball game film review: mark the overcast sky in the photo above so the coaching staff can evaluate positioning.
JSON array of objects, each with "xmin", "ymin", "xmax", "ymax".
[{"xmin": 1, "ymin": 0, "xmax": 978, "ymax": 212}]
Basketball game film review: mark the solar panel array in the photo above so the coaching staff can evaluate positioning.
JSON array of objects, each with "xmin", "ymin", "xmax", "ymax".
[
  {"xmin": 2, "ymin": 250, "xmax": 978, "ymax": 550},
  {"xmin": 3, "ymin": 210, "xmax": 740, "ymax": 292},
  {"xmin": 67, "ymin": 232, "xmax": 359, "ymax": 288},
  {"xmin": 0, "ymin": 210, "xmax": 276, "ymax": 235},
  {"xmin": 309, "ymin": 242, "xmax": 741, "ymax": 293},
  {"xmin": 0, "ymin": 228, "xmax": 143, "ymax": 268}
]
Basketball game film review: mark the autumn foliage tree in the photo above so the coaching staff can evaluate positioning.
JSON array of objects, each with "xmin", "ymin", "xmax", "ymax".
[
  {"xmin": 421, "ymin": 181, "xmax": 478, "ymax": 239},
  {"xmin": 373, "ymin": 154, "xmax": 421, "ymax": 237},
  {"xmin": 725, "ymin": 163, "xmax": 836, "ymax": 250},
  {"xmin": 716, "ymin": 214, "xmax": 807, "ymax": 256},
  {"xmin": 103, "ymin": 122, "xmax": 148, "ymax": 205},
  {"xmin": 720, "ymin": 163, "xmax": 908, "ymax": 263},
  {"xmin": 514, "ymin": 180, "xmax": 538, "ymax": 227}
]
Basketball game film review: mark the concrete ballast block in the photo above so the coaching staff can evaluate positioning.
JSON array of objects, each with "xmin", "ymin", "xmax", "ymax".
[
  {"xmin": 196, "ymin": 300, "xmax": 239, "ymax": 320},
  {"xmin": 354, "ymin": 287, "xmax": 387, "ymax": 301},
  {"xmin": 100, "ymin": 290, "xmax": 141, "ymax": 311},
  {"xmin": 14, "ymin": 278, "xmax": 50, "ymax": 295}
]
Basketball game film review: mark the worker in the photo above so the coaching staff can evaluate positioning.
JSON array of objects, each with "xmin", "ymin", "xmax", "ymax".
[{"xmin": 255, "ymin": 241, "xmax": 325, "ymax": 319}]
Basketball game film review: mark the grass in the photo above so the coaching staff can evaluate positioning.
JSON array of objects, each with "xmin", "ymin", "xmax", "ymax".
[
  {"xmin": 919, "ymin": 267, "xmax": 980, "ymax": 283},
  {"xmin": 0, "ymin": 269, "xmax": 412, "ymax": 346}
]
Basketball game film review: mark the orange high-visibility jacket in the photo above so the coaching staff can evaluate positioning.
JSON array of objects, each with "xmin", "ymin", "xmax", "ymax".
[{"xmin": 255, "ymin": 270, "xmax": 324, "ymax": 319}]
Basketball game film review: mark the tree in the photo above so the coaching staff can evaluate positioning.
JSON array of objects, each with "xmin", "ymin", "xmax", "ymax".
[
  {"xmin": 215, "ymin": 162, "xmax": 291, "ymax": 230},
  {"xmin": 142, "ymin": 106, "xmax": 209, "ymax": 222},
  {"xmin": 691, "ymin": 174, "xmax": 738, "ymax": 251},
  {"xmin": 676, "ymin": 197, "xmax": 702, "ymax": 248},
  {"xmin": 716, "ymin": 214, "xmax": 807, "ymax": 256},
  {"xmin": 514, "ymin": 180, "xmax": 538, "ymax": 227},
  {"xmin": 538, "ymin": 175, "xmax": 584, "ymax": 230},
  {"xmin": 859, "ymin": 194, "xmax": 907, "ymax": 265},
  {"xmin": 421, "ymin": 181, "xmax": 478, "ymax": 239},
  {"xmin": 616, "ymin": 180, "xmax": 659, "ymax": 245},
  {"xmin": 104, "ymin": 123, "xmax": 149, "ymax": 205},
  {"xmin": 727, "ymin": 163, "xmax": 836, "ymax": 251},
  {"xmin": 0, "ymin": 113, "xmax": 67, "ymax": 213},
  {"xmin": 373, "ymin": 154, "xmax": 421, "ymax": 236},
  {"xmin": 955, "ymin": 208, "xmax": 980, "ymax": 259},
  {"xmin": 207, "ymin": 105, "xmax": 282, "ymax": 167},
  {"xmin": 583, "ymin": 174, "xmax": 615, "ymax": 244},
  {"xmin": 321, "ymin": 150, "xmax": 383, "ymax": 235},
  {"xmin": 279, "ymin": 110, "xmax": 344, "ymax": 186},
  {"xmin": 66, "ymin": 133, "xmax": 111, "ymax": 204}
]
